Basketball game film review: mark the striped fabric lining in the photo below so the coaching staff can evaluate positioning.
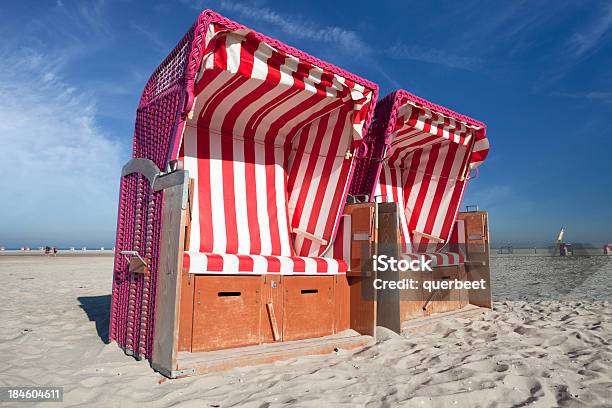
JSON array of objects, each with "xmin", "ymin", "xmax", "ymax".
[
  {"xmin": 393, "ymin": 100, "xmax": 489, "ymax": 171},
  {"xmin": 181, "ymin": 25, "xmax": 372, "ymax": 274},
  {"xmin": 375, "ymin": 102, "xmax": 484, "ymax": 253},
  {"xmin": 401, "ymin": 251, "xmax": 464, "ymax": 268},
  {"xmin": 372, "ymin": 92, "xmax": 487, "ymax": 266}
]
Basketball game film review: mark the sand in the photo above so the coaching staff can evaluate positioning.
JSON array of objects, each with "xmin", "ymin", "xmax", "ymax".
[{"xmin": 1, "ymin": 255, "xmax": 611, "ymax": 407}]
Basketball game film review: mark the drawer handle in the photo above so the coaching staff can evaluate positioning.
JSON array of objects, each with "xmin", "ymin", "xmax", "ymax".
[{"xmin": 218, "ymin": 291, "xmax": 241, "ymax": 297}]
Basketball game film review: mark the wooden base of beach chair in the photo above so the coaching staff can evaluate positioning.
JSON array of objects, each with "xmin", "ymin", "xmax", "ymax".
[
  {"xmin": 391, "ymin": 265, "xmax": 470, "ymax": 322},
  {"xmin": 401, "ymin": 304, "xmax": 488, "ymax": 334},
  {"xmin": 365, "ymin": 205, "xmax": 492, "ymax": 333},
  {"xmin": 177, "ymin": 274, "xmax": 351, "ymax": 353},
  {"xmin": 142, "ymin": 175, "xmax": 374, "ymax": 378},
  {"xmin": 154, "ymin": 330, "xmax": 373, "ymax": 378}
]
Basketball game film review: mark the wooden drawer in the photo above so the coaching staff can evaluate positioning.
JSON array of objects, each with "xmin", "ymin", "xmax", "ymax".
[
  {"xmin": 282, "ymin": 276, "xmax": 335, "ymax": 341},
  {"xmin": 191, "ymin": 275, "xmax": 263, "ymax": 352}
]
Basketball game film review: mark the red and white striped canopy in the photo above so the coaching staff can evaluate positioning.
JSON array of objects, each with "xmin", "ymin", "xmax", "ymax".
[
  {"xmin": 177, "ymin": 21, "xmax": 377, "ymax": 274},
  {"xmin": 374, "ymin": 90, "xmax": 488, "ymax": 254}
]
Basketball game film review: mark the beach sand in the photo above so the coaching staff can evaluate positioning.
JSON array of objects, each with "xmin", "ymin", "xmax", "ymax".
[{"xmin": 0, "ymin": 255, "xmax": 611, "ymax": 407}]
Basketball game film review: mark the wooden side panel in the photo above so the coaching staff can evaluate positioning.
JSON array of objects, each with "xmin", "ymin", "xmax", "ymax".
[
  {"xmin": 428, "ymin": 266, "xmax": 461, "ymax": 315},
  {"xmin": 375, "ymin": 203, "xmax": 402, "ymax": 334},
  {"xmin": 343, "ymin": 204, "xmax": 375, "ymax": 273},
  {"xmin": 343, "ymin": 203, "xmax": 377, "ymax": 336},
  {"xmin": 152, "ymin": 172, "xmax": 189, "ymax": 374},
  {"xmin": 458, "ymin": 265, "xmax": 469, "ymax": 308},
  {"xmin": 282, "ymin": 276, "xmax": 335, "ymax": 341},
  {"xmin": 458, "ymin": 211, "xmax": 492, "ymax": 309},
  {"xmin": 177, "ymin": 178, "xmax": 196, "ymax": 352},
  {"xmin": 334, "ymin": 274, "xmax": 350, "ymax": 333},
  {"xmin": 348, "ymin": 276, "xmax": 376, "ymax": 336},
  {"xmin": 191, "ymin": 275, "xmax": 263, "ymax": 352}
]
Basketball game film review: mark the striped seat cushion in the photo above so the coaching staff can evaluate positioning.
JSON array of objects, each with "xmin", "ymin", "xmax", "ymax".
[
  {"xmin": 184, "ymin": 252, "xmax": 347, "ymax": 274},
  {"xmin": 402, "ymin": 251, "xmax": 464, "ymax": 268},
  {"xmin": 184, "ymin": 214, "xmax": 352, "ymax": 275}
]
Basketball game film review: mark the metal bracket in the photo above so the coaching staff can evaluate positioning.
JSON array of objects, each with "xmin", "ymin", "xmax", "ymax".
[
  {"xmin": 122, "ymin": 158, "xmax": 189, "ymax": 193},
  {"xmin": 122, "ymin": 158, "xmax": 160, "ymax": 185},
  {"xmin": 120, "ymin": 250, "xmax": 148, "ymax": 274}
]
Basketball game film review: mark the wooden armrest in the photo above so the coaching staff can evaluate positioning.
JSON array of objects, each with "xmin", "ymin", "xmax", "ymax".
[
  {"xmin": 293, "ymin": 228, "xmax": 328, "ymax": 245},
  {"xmin": 412, "ymin": 230, "xmax": 445, "ymax": 243}
]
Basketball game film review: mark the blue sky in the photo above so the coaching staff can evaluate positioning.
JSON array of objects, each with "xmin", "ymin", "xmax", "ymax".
[{"xmin": 1, "ymin": 0, "xmax": 611, "ymax": 248}]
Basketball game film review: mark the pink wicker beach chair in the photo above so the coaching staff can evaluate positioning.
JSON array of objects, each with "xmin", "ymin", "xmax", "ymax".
[
  {"xmin": 347, "ymin": 90, "xmax": 492, "ymax": 327},
  {"xmin": 351, "ymin": 89, "xmax": 489, "ymax": 266},
  {"xmin": 109, "ymin": 9, "xmax": 377, "ymax": 376}
]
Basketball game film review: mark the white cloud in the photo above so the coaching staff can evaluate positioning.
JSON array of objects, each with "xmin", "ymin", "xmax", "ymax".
[
  {"xmin": 384, "ymin": 44, "xmax": 484, "ymax": 72},
  {"xmin": 214, "ymin": 1, "xmax": 371, "ymax": 56},
  {"xmin": 567, "ymin": 3, "xmax": 612, "ymax": 57},
  {"xmin": 0, "ymin": 47, "xmax": 124, "ymax": 247},
  {"xmin": 209, "ymin": 1, "xmax": 480, "ymax": 73},
  {"xmin": 550, "ymin": 90, "xmax": 612, "ymax": 103},
  {"xmin": 131, "ymin": 21, "xmax": 171, "ymax": 54}
]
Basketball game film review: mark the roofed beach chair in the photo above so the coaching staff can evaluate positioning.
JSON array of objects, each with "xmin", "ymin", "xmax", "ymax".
[
  {"xmin": 109, "ymin": 9, "xmax": 378, "ymax": 377},
  {"xmin": 349, "ymin": 90, "xmax": 492, "ymax": 328}
]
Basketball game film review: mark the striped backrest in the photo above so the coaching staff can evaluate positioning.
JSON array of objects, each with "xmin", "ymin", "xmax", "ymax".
[
  {"xmin": 371, "ymin": 91, "xmax": 488, "ymax": 254},
  {"xmin": 180, "ymin": 25, "xmax": 375, "ymax": 258}
]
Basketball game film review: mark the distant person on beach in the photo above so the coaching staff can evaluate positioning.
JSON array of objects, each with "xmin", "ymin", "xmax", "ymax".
[
  {"xmin": 44, "ymin": 246, "xmax": 50, "ymax": 256},
  {"xmin": 53, "ymin": 247, "xmax": 58, "ymax": 256}
]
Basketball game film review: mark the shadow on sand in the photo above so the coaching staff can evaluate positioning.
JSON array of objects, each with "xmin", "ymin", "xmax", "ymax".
[{"xmin": 78, "ymin": 295, "xmax": 111, "ymax": 344}]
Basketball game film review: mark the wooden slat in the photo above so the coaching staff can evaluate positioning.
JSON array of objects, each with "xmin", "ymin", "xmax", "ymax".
[
  {"xmin": 178, "ymin": 267, "xmax": 195, "ymax": 351},
  {"xmin": 183, "ymin": 178, "xmax": 195, "ymax": 250},
  {"xmin": 152, "ymin": 170, "xmax": 189, "ymax": 374},
  {"xmin": 334, "ymin": 274, "xmax": 350, "ymax": 333},
  {"xmin": 176, "ymin": 331, "xmax": 373, "ymax": 377},
  {"xmin": 260, "ymin": 276, "xmax": 284, "ymax": 343},
  {"xmin": 375, "ymin": 202, "xmax": 402, "ymax": 334},
  {"xmin": 266, "ymin": 303, "xmax": 280, "ymax": 342},
  {"xmin": 343, "ymin": 203, "xmax": 377, "ymax": 337},
  {"xmin": 178, "ymin": 178, "xmax": 195, "ymax": 352}
]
